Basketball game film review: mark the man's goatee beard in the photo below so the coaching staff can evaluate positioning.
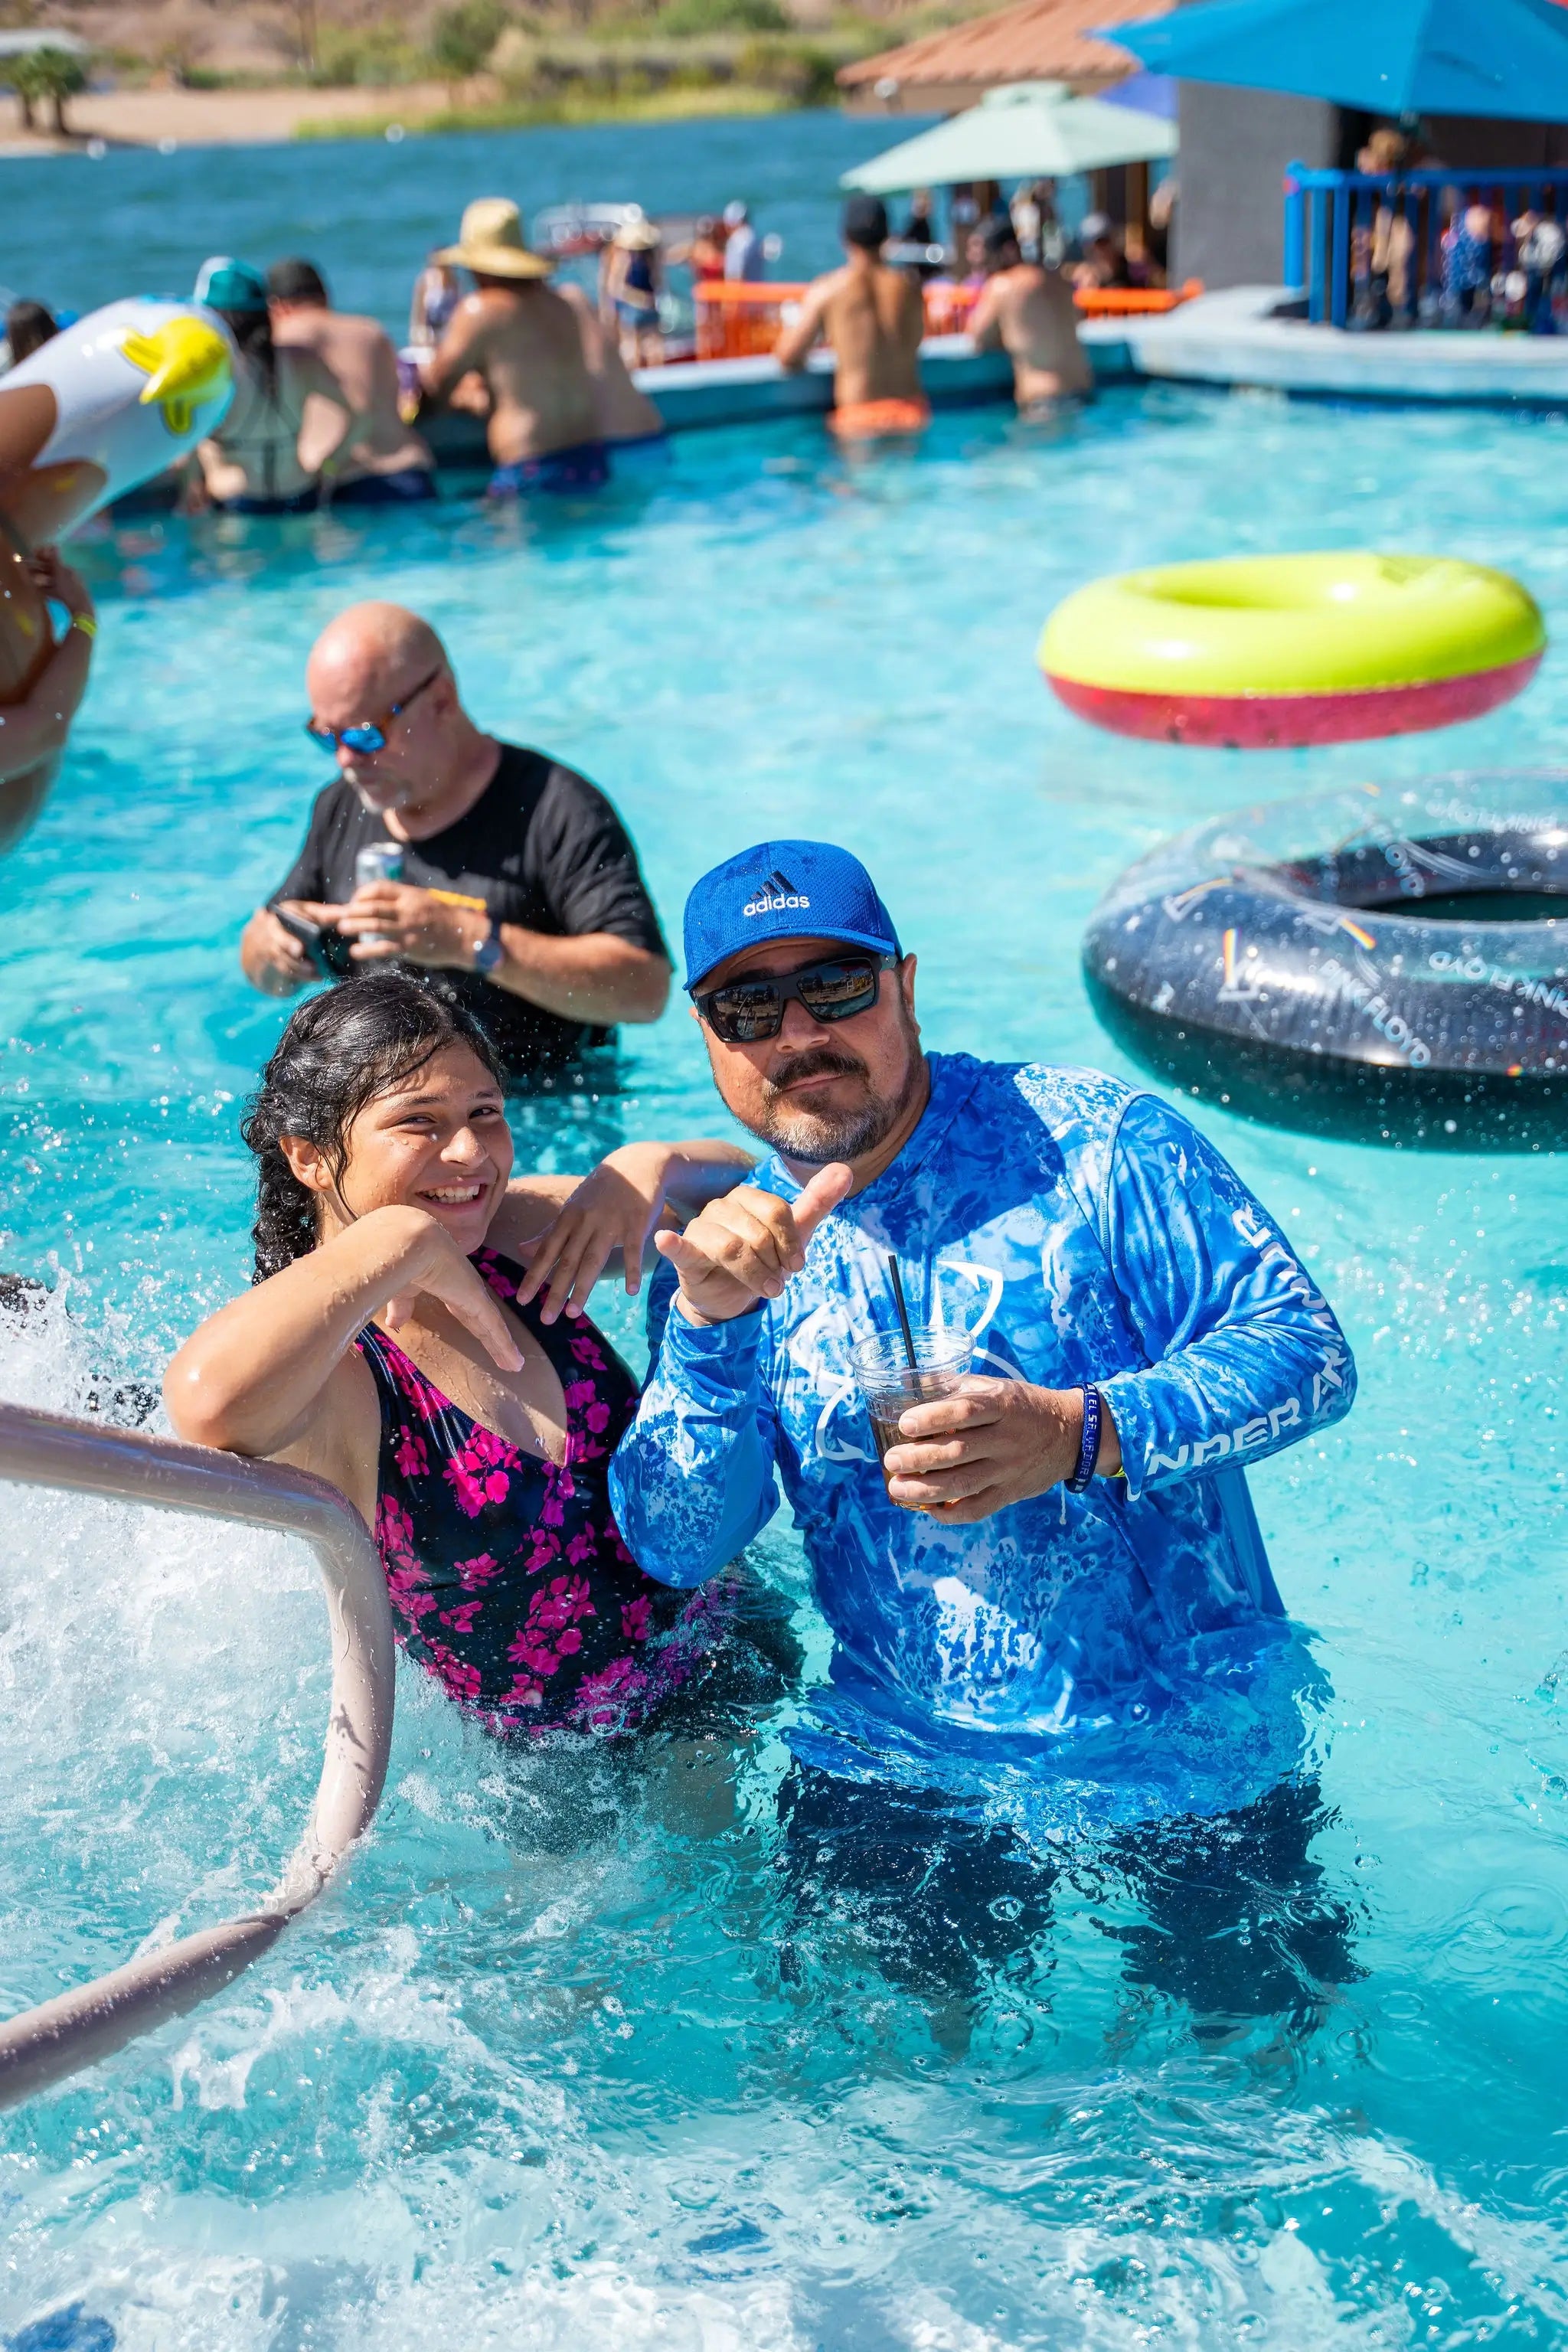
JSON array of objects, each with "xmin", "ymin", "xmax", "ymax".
[{"xmin": 750, "ymin": 1047, "xmax": 915, "ymax": 1163}]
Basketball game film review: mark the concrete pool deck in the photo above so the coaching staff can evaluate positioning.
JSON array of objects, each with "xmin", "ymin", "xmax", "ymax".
[{"xmin": 1084, "ymin": 285, "xmax": 1568, "ymax": 407}]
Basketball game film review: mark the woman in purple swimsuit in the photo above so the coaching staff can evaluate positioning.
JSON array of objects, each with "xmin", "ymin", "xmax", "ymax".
[{"xmin": 166, "ymin": 974, "xmax": 753, "ymax": 1736}]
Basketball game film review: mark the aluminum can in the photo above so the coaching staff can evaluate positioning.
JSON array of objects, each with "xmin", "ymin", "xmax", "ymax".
[
  {"xmin": 354, "ymin": 841, "xmax": 404, "ymax": 946},
  {"xmin": 355, "ymin": 841, "xmax": 405, "ymax": 890}
]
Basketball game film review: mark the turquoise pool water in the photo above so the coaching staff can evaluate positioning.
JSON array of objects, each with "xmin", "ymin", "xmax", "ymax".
[{"xmin": 3, "ymin": 382, "xmax": 1568, "ymax": 2346}]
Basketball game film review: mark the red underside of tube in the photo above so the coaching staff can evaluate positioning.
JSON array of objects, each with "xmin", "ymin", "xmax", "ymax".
[{"xmin": 1044, "ymin": 651, "xmax": 1544, "ymax": 748}]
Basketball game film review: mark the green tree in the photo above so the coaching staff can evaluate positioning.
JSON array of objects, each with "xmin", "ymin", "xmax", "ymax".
[
  {"xmin": 659, "ymin": 0, "xmax": 785, "ymax": 32},
  {"xmin": 12, "ymin": 44, "xmax": 88, "ymax": 136},
  {"xmin": 429, "ymin": 0, "xmax": 509, "ymax": 84}
]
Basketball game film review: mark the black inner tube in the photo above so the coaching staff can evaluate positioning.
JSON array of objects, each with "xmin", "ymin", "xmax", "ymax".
[
  {"xmin": 1356, "ymin": 889, "xmax": 1568, "ymax": 924},
  {"xmin": 1084, "ymin": 818, "xmax": 1568, "ymax": 1152}
]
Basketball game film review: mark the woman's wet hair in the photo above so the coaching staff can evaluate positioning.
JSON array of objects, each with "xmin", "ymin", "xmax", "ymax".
[
  {"xmin": 217, "ymin": 305, "xmax": 279, "ymax": 399},
  {"xmin": 243, "ymin": 973, "xmax": 505, "ymax": 1282}
]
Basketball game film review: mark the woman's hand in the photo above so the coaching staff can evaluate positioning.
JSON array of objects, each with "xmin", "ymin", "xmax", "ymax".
[
  {"xmin": 515, "ymin": 1144, "xmax": 676, "ymax": 1325},
  {"xmin": 381, "ymin": 1210, "xmax": 522, "ymax": 1370},
  {"xmin": 27, "ymin": 546, "xmax": 93, "ymax": 622}
]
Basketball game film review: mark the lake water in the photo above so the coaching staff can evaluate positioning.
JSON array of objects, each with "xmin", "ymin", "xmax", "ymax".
[{"xmin": 1, "ymin": 113, "xmax": 1566, "ymax": 2352}]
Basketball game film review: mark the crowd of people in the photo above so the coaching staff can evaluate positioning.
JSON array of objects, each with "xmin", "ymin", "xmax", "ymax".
[
  {"xmin": 142, "ymin": 588, "xmax": 1358, "ymax": 1992},
  {"xmin": 1348, "ymin": 127, "xmax": 1568, "ymax": 334},
  {"xmin": 1, "ymin": 171, "xmax": 1105, "ymax": 513}
]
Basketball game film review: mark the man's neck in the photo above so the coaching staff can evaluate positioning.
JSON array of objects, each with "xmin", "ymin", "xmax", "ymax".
[
  {"xmin": 381, "ymin": 728, "xmax": 502, "ymax": 843},
  {"xmin": 782, "ymin": 1052, "xmax": 933, "ymax": 1197}
]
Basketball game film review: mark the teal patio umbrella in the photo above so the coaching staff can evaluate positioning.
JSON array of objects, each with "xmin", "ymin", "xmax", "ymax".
[
  {"xmin": 841, "ymin": 81, "xmax": 1177, "ymax": 196},
  {"xmin": 1095, "ymin": 0, "xmax": 1568, "ymax": 120}
]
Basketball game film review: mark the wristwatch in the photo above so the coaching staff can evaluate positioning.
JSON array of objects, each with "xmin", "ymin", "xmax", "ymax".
[{"xmin": 472, "ymin": 914, "xmax": 505, "ymax": 975}]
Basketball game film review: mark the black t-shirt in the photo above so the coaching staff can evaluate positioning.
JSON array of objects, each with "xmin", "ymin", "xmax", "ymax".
[{"xmin": 270, "ymin": 742, "xmax": 668, "ymax": 1085}]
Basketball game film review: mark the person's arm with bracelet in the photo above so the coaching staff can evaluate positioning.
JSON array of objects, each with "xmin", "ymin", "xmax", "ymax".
[
  {"xmin": 870, "ymin": 1089, "xmax": 1354, "ymax": 1524},
  {"xmin": 0, "ymin": 548, "xmax": 96, "ymax": 776}
]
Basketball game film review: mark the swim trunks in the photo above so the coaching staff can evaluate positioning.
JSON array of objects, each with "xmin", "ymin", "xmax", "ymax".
[
  {"xmin": 828, "ymin": 397, "xmax": 932, "ymax": 442},
  {"xmin": 609, "ymin": 429, "xmax": 671, "ymax": 468},
  {"xmin": 213, "ymin": 485, "xmax": 320, "ymax": 515},
  {"xmin": 488, "ymin": 441, "xmax": 612, "ymax": 498},
  {"xmin": 330, "ymin": 466, "xmax": 438, "ymax": 506},
  {"xmin": 356, "ymin": 1247, "xmax": 724, "ymax": 1735}
]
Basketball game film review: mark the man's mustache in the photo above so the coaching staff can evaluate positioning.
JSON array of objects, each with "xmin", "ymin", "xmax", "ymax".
[{"xmin": 763, "ymin": 1047, "xmax": 869, "ymax": 1098}]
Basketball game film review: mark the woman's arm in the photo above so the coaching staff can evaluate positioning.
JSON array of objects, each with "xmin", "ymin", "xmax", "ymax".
[
  {"xmin": 0, "ymin": 549, "xmax": 93, "ymax": 781},
  {"xmin": 495, "ymin": 1140, "xmax": 756, "ymax": 1323},
  {"xmin": 164, "ymin": 1205, "xmax": 523, "ymax": 1459}
]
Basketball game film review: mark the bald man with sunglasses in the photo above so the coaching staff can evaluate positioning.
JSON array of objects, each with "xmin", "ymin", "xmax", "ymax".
[{"xmin": 241, "ymin": 602, "xmax": 670, "ymax": 1086}]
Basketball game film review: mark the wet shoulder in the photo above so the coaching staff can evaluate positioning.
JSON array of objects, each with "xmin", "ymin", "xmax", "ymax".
[{"xmin": 1008, "ymin": 1060, "xmax": 1147, "ymax": 1217}]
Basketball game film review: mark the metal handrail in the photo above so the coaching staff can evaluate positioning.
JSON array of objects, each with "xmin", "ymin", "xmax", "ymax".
[{"xmin": 0, "ymin": 1401, "xmax": 396, "ymax": 2110}]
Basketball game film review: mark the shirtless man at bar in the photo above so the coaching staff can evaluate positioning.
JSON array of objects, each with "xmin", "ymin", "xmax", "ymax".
[
  {"xmin": 418, "ymin": 200, "xmax": 614, "ymax": 497},
  {"xmin": 266, "ymin": 258, "xmax": 436, "ymax": 507},
  {"xmin": 775, "ymin": 194, "xmax": 928, "ymax": 443},
  {"xmin": 966, "ymin": 220, "xmax": 1093, "ymax": 415}
]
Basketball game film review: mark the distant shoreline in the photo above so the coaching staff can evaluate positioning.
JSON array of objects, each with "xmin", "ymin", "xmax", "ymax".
[{"xmin": 0, "ymin": 75, "xmax": 812, "ymax": 156}]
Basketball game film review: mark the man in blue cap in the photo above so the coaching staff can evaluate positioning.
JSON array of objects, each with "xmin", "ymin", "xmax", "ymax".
[{"xmin": 609, "ymin": 839, "xmax": 1357, "ymax": 1757}]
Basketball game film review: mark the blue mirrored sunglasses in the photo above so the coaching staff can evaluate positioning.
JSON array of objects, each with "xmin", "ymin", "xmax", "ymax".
[{"xmin": 304, "ymin": 665, "xmax": 441, "ymax": 757}]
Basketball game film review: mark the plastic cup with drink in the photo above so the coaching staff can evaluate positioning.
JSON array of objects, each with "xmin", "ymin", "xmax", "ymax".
[{"xmin": 851, "ymin": 1325, "xmax": 973, "ymax": 1512}]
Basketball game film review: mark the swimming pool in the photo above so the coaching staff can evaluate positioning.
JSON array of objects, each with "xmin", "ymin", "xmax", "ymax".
[{"xmin": 2, "ymin": 384, "xmax": 1567, "ymax": 2347}]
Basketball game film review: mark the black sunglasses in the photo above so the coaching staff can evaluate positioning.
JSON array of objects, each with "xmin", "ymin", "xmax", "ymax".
[{"xmin": 694, "ymin": 952, "xmax": 897, "ymax": 1044}]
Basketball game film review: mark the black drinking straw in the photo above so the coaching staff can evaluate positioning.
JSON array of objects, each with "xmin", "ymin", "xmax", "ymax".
[{"xmin": 887, "ymin": 1253, "xmax": 919, "ymax": 1374}]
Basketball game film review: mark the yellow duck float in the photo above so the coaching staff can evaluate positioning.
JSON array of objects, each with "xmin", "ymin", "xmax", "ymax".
[{"xmin": 0, "ymin": 298, "xmax": 234, "ymax": 697}]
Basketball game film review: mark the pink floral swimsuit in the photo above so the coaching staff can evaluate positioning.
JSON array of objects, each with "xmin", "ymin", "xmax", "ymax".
[{"xmin": 355, "ymin": 1249, "xmax": 723, "ymax": 1736}]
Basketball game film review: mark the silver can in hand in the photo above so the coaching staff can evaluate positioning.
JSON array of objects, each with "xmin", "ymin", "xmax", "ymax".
[{"xmin": 354, "ymin": 841, "xmax": 404, "ymax": 944}]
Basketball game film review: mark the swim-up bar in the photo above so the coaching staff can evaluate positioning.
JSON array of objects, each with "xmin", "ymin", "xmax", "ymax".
[{"xmin": 0, "ymin": 1401, "xmax": 396, "ymax": 2109}]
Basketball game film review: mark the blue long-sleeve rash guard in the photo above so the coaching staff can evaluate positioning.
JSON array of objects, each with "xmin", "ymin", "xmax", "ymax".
[{"xmin": 609, "ymin": 1054, "xmax": 1356, "ymax": 1737}]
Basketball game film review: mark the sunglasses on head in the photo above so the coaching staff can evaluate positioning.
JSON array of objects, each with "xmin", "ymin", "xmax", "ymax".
[
  {"xmin": 304, "ymin": 665, "xmax": 442, "ymax": 757},
  {"xmin": 694, "ymin": 952, "xmax": 897, "ymax": 1044}
]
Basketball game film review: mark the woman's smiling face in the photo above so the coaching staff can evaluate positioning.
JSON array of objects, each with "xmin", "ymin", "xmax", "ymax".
[{"xmin": 330, "ymin": 1041, "xmax": 514, "ymax": 1253}]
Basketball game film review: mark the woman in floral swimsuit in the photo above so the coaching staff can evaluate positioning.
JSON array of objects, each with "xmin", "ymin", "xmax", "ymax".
[{"xmin": 166, "ymin": 972, "xmax": 752, "ymax": 1736}]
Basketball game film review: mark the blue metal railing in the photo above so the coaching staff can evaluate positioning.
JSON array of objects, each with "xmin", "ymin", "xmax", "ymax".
[{"xmin": 1282, "ymin": 162, "xmax": 1568, "ymax": 329}]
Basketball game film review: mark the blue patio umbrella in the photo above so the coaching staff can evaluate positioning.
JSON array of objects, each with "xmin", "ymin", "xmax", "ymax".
[{"xmin": 1095, "ymin": 0, "xmax": 1568, "ymax": 121}]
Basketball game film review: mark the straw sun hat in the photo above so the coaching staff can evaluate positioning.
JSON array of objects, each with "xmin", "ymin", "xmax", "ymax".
[
  {"xmin": 613, "ymin": 214, "xmax": 662, "ymax": 251},
  {"xmin": 436, "ymin": 198, "xmax": 554, "ymax": 280}
]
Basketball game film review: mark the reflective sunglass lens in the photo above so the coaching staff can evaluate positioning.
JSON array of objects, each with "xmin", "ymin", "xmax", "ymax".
[
  {"xmin": 707, "ymin": 991, "xmax": 782, "ymax": 1043},
  {"xmin": 798, "ymin": 966, "xmax": 877, "ymax": 1021}
]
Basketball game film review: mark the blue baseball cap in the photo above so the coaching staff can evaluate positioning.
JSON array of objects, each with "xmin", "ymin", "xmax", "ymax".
[
  {"xmin": 683, "ymin": 840, "xmax": 900, "ymax": 994},
  {"xmin": 194, "ymin": 256, "xmax": 268, "ymax": 314}
]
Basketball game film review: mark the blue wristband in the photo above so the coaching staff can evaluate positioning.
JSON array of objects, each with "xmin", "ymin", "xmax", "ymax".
[{"xmin": 1065, "ymin": 1385, "xmax": 1101, "ymax": 1494}]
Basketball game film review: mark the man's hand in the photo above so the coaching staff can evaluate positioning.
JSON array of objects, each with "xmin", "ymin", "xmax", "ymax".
[
  {"xmin": 335, "ymin": 883, "xmax": 485, "ymax": 970},
  {"xmin": 883, "ymin": 1378, "xmax": 1122, "ymax": 1525},
  {"xmin": 654, "ymin": 1163, "xmax": 852, "ymax": 1325},
  {"xmin": 240, "ymin": 900, "xmax": 331, "ymax": 998}
]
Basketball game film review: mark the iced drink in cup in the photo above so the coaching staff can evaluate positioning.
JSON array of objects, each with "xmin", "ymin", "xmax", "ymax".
[{"xmin": 851, "ymin": 1328, "xmax": 973, "ymax": 1510}]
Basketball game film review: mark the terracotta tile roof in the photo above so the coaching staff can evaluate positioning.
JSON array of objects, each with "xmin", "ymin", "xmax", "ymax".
[{"xmin": 838, "ymin": 0, "xmax": 1176, "ymax": 99}]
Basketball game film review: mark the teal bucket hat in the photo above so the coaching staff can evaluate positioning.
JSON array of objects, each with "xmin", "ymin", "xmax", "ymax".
[{"xmin": 194, "ymin": 256, "xmax": 269, "ymax": 313}]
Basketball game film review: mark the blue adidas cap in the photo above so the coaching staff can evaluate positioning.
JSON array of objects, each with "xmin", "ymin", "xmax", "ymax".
[{"xmin": 683, "ymin": 839, "xmax": 900, "ymax": 994}]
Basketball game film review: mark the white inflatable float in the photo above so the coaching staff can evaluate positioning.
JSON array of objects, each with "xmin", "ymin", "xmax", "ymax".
[{"xmin": 0, "ymin": 296, "xmax": 234, "ymax": 697}]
